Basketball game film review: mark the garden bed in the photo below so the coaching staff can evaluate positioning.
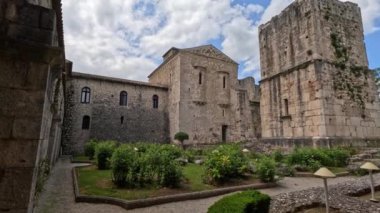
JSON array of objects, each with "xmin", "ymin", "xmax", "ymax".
[
  {"xmin": 73, "ymin": 165, "xmax": 276, "ymax": 210},
  {"xmin": 76, "ymin": 164, "xmax": 266, "ymax": 200}
]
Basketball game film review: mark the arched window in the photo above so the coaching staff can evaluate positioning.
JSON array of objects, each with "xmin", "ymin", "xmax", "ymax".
[
  {"xmin": 120, "ymin": 91, "xmax": 128, "ymax": 106},
  {"xmin": 81, "ymin": 87, "xmax": 91, "ymax": 103},
  {"xmin": 199, "ymin": 72, "xmax": 202, "ymax": 85},
  {"xmin": 82, "ymin": 115, "xmax": 90, "ymax": 130},
  {"xmin": 153, "ymin": 95, "xmax": 159, "ymax": 109}
]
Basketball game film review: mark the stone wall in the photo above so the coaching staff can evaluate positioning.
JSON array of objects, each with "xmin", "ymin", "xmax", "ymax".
[
  {"xmin": 0, "ymin": 0, "xmax": 65, "ymax": 212},
  {"xmin": 259, "ymin": 0, "xmax": 380, "ymax": 144},
  {"xmin": 150, "ymin": 45, "xmax": 260, "ymax": 145},
  {"xmin": 63, "ymin": 73, "xmax": 169, "ymax": 154}
]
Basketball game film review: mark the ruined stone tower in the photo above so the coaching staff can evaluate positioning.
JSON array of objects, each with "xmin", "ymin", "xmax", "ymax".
[{"xmin": 259, "ymin": 0, "xmax": 380, "ymax": 145}]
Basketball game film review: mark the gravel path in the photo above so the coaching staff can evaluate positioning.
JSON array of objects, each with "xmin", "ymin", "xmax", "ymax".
[{"xmin": 34, "ymin": 157, "xmax": 359, "ymax": 213}]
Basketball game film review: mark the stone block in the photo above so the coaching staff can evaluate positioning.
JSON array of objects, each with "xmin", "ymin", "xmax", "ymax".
[
  {"xmin": 12, "ymin": 117, "xmax": 42, "ymax": 139},
  {"xmin": 0, "ymin": 116, "xmax": 13, "ymax": 139},
  {"xmin": 18, "ymin": 5, "xmax": 40, "ymax": 28},
  {"xmin": 0, "ymin": 88, "xmax": 45, "ymax": 117},
  {"xmin": 0, "ymin": 167, "xmax": 34, "ymax": 210},
  {"xmin": 0, "ymin": 59, "xmax": 49, "ymax": 90},
  {"xmin": 7, "ymin": 23, "xmax": 53, "ymax": 45},
  {"xmin": 39, "ymin": 8, "xmax": 55, "ymax": 30},
  {"xmin": 0, "ymin": 139, "xmax": 39, "ymax": 168}
]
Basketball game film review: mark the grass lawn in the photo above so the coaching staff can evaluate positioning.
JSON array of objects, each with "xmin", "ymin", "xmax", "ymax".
[{"xmin": 77, "ymin": 164, "xmax": 259, "ymax": 200}]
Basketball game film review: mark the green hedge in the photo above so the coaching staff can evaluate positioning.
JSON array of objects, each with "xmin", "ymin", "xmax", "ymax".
[
  {"xmin": 84, "ymin": 139, "xmax": 98, "ymax": 160},
  {"xmin": 111, "ymin": 144, "xmax": 183, "ymax": 188},
  {"xmin": 94, "ymin": 141, "xmax": 118, "ymax": 170},
  {"xmin": 256, "ymin": 157, "xmax": 276, "ymax": 183},
  {"xmin": 204, "ymin": 144, "xmax": 248, "ymax": 184},
  {"xmin": 287, "ymin": 148, "xmax": 350, "ymax": 171},
  {"xmin": 208, "ymin": 190, "xmax": 270, "ymax": 213}
]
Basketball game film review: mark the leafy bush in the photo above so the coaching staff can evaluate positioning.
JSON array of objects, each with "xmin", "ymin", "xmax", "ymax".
[
  {"xmin": 110, "ymin": 145, "xmax": 134, "ymax": 187},
  {"xmin": 110, "ymin": 143, "xmax": 183, "ymax": 188},
  {"xmin": 204, "ymin": 144, "xmax": 248, "ymax": 184},
  {"xmin": 208, "ymin": 190, "xmax": 270, "ymax": 213},
  {"xmin": 256, "ymin": 157, "xmax": 276, "ymax": 183},
  {"xmin": 95, "ymin": 141, "xmax": 117, "ymax": 170},
  {"xmin": 272, "ymin": 150, "xmax": 284, "ymax": 163},
  {"xmin": 174, "ymin": 131, "xmax": 189, "ymax": 148},
  {"xmin": 287, "ymin": 148, "xmax": 350, "ymax": 171},
  {"xmin": 84, "ymin": 139, "xmax": 98, "ymax": 160},
  {"xmin": 322, "ymin": 148, "xmax": 350, "ymax": 167}
]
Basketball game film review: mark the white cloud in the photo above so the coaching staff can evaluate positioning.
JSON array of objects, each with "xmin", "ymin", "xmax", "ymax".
[{"xmin": 62, "ymin": 0, "xmax": 380, "ymax": 82}]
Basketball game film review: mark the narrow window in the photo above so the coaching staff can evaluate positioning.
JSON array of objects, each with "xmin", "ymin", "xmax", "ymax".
[
  {"xmin": 153, "ymin": 95, "xmax": 159, "ymax": 109},
  {"xmin": 120, "ymin": 116, "xmax": 124, "ymax": 124},
  {"xmin": 223, "ymin": 76, "xmax": 226, "ymax": 88},
  {"xmin": 199, "ymin": 72, "xmax": 202, "ymax": 85},
  {"xmin": 81, "ymin": 87, "xmax": 91, "ymax": 103},
  {"xmin": 284, "ymin": 99, "xmax": 289, "ymax": 116},
  {"xmin": 120, "ymin": 91, "xmax": 128, "ymax": 106},
  {"xmin": 82, "ymin": 115, "xmax": 90, "ymax": 130}
]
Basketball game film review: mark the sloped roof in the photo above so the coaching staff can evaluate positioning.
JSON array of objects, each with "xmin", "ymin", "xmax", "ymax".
[
  {"xmin": 149, "ymin": 44, "xmax": 237, "ymax": 78},
  {"xmin": 181, "ymin": 45, "xmax": 237, "ymax": 64}
]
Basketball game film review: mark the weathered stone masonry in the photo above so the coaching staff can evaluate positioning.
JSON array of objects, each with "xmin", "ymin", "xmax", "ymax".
[
  {"xmin": 64, "ymin": 45, "xmax": 261, "ymax": 153},
  {"xmin": 0, "ymin": 0, "xmax": 66, "ymax": 212},
  {"xmin": 63, "ymin": 73, "xmax": 169, "ymax": 154},
  {"xmin": 259, "ymin": 0, "xmax": 380, "ymax": 146}
]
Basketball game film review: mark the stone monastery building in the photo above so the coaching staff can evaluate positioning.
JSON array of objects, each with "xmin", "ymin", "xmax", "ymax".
[
  {"xmin": 64, "ymin": 45, "xmax": 261, "ymax": 153},
  {"xmin": 63, "ymin": 0, "xmax": 380, "ymax": 154},
  {"xmin": 2, "ymin": 0, "xmax": 380, "ymax": 211}
]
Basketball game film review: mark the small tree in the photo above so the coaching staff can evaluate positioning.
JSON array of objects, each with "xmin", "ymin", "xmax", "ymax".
[{"xmin": 174, "ymin": 132, "xmax": 189, "ymax": 149}]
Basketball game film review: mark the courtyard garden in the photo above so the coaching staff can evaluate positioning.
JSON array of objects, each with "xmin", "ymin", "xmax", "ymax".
[{"xmin": 72, "ymin": 139, "xmax": 374, "ymax": 203}]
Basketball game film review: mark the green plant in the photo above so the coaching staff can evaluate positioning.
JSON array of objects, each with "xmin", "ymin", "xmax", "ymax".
[
  {"xmin": 84, "ymin": 139, "xmax": 98, "ymax": 160},
  {"xmin": 208, "ymin": 190, "xmax": 270, "ymax": 213},
  {"xmin": 287, "ymin": 148, "xmax": 350, "ymax": 171},
  {"xmin": 272, "ymin": 150, "xmax": 284, "ymax": 163},
  {"xmin": 256, "ymin": 157, "xmax": 276, "ymax": 183},
  {"xmin": 110, "ymin": 145, "xmax": 135, "ymax": 187},
  {"xmin": 204, "ymin": 144, "xmax": 248, "ymax": 184},
  {"xmin": 95, "ymin": 141, "xmax": 117, "ymax": 170},
  {"xmin": 34, "ymin": 159, "xmax": 51, "ymax": 200},
  {"xmin": 110, "ymin": 143, "xmax": 183, "ymax": 188},
  {"xmin": 174, "ymin": 132, "xmax": 189, "ymax": 148}
]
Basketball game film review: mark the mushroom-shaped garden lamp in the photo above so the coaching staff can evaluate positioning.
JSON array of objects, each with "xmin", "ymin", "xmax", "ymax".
[
  {"xmin": 314, "ymin": 167, "xmax": 336, "ymax": 213},
  {"xmin": 360, "ymin": 162, "xmax": 379, "ymax": 202}
]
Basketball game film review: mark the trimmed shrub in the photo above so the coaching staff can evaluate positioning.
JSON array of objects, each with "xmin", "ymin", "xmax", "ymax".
[
  {"xmin": 110, "ymin": 145, "xmax": 135, "ymax": 187},
  {"xmin": 110, "ymin": 143, "xmax": 183, "ymax": 188},
  {"xmin": 322, "ymin": 148, "xmax": 350, "ymax": 167},
  {"xmin": 208, "ymin": 190, "xmax": 270, "ymax": 213},
  {"xmin": 256, "ymin": 157, "xmax": 276, "ymax": 183},
  {"xmin": 287, "ymin": 148, "xmax": 351, "ymax": 171},
  {"xmin": 204, "ymin": 144, "xmax": 248, "ymax": 184},
  {"xmin": 84, "ymin": 139, "xmax": 98, "ymax": 160},
  {"xmin": 174, "ymin": 131, "xmax": 189, "ymax": 148},
  {"xmin": 95, "ymin": 141, "xmax": 117, "ymax": 170},
  {"xmin": 272, "ymin": 150, "xmax": 284, "ymax": 163}
]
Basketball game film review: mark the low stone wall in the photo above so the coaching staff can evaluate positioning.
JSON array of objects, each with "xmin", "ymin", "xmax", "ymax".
[
  {"xmin": 270, "ymin": 173, "xmax": 380, "ymax": 213},
  {"xmin": 72, "ymin": 165, "xmax": 276, "ymax": 210}
]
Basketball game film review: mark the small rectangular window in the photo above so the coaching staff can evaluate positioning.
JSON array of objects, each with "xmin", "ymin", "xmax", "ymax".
[
  {"xmin": 121, "ymin": 116, "xmax": 124, "ymax": 124},
  {"xmin": 199, "ymin": 72, "xmax": 202, "ymax": 85},
  {"xmin": 284, "ymin": 99, "xmax": 289, "ymax": 116},
  {"xmin": 223, "ymin": 76, "xmax": 226, "ymax": 88}
]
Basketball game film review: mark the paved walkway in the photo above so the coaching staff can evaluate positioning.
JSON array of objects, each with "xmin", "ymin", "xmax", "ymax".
[{"xmin": 34, "ymin": 157, "xmax": 359, "ymax": 213}]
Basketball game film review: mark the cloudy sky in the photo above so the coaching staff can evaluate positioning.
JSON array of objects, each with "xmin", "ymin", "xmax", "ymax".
[{"xmin": 62, "ymin": 0, "xmax": 380, "ymax": 82}]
